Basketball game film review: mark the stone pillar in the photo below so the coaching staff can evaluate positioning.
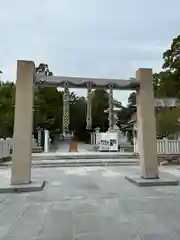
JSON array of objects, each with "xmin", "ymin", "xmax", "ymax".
[
  {"xmin": 136, "ymin": 68, "xmax": 159, "ymax": 179},
  {"xmin": 44, "ymin": 129, "xmax": 49, "ymax": 153},
  {"xmin": 86, "ymin": 84, "xmax": 92, "ymax": 129},
  {"xmin": 11, "ymin": 60, "xmax": 35, "ymax": 185},
  {"xmin": 108, "ymin": 84, "xmax": 113, "ymax": 131},
  {"xmin": 62, "ymin": 81, "xmax": 70, "ymax": 135}
]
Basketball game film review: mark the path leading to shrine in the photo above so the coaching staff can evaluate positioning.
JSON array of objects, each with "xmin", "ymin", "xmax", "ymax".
[
  {"xmin": 0, "ymin": 166, "xmax": 180, "ymax": 239},
  {"xmin": 55, "ymin": 141, "xmax": 93, "ymax": 153}
]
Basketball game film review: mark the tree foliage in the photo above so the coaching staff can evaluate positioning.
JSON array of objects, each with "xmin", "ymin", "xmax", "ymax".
[
  {"xmin": 163, "ymin": 35, "xmax": 180, "ymax": 72},
  {"xmin": 91, "ymin": 89, "xmax": 109, "ymax": 132},
  {"xmin": 35, "ymin": 63, "xmax": 53, "ymax": 76},
  {"xmin": 124, "ymin": 34, "xmax": 180, "ymax": 138},
  {"xmin": 152, "ymin": 35, "xmax": 180, "ymax": 137},
  {"xmin": 154, "ymin": 34, "xmax": 180, "ymax": 98},
  {"xmin": 0, "ymin": 64, "xmax": 120, "ymax": 140},
  {"xmin": 127, "ymin": 92, "xmax": 136, "ymax": 107},
  {"xmin": 0, "ymin": 82, "xmax": 15, "ymax": 137},
  {"xmin": 156, "ymin": 108, "xmax": 180, "ymax": 138}
]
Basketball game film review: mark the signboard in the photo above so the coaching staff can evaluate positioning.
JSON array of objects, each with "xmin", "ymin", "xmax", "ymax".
[
  {"xmin": 109, "ymin": 138, "xmax": 118, "ymax": 151},
  {"xmin": 108, "ymin": 132, "xmax": 118, "ymax": 151},
  {"xmin": 99, "ymin": 139, "xmax": 110, "ymax": 151},
  {"xmin": 99, "ymin": 133, "xmax": 109, "ymax": 151},
  {"xmin": 99, "ymin": 132, "xmax": 118, "ymax": 151}
]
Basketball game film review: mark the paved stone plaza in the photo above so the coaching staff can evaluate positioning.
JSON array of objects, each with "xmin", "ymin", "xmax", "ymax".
[{"xmin": 0, "ymin": 166, "xmax": 180, "ymax": 239}]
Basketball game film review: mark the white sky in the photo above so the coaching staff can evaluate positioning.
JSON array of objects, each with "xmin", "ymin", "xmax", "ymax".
[{"xmin": 0, "ymin": 0, "xmax": 180, "ymax": 105}]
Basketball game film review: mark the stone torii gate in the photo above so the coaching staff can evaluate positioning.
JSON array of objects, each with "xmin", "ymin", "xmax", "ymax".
[{"xmin": 10, "ymin": 60, "xmax": 178, "ymax": 190}]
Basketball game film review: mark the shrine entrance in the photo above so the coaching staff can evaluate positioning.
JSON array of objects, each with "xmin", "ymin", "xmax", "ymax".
[{"xmin": 11, "ymin": 60, "xmax": 161, "ymax": 186}]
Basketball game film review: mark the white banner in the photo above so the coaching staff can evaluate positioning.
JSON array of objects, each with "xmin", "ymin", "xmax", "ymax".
[{"xmin": 99, "ymin": 133, "xmax": 109, "ymax": 151}]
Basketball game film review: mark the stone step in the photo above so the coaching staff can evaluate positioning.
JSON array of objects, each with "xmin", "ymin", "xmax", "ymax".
[
  {"xmin": 32, "ymin": 147, "xmax": 43, "ymax": 153},
  {"xmin": 0, "ymin": 158, "xmax": 139, "ymax": 168},
  {"xmin": 31, "ymin": 152, "xmax": 138, "ymax": 160}
]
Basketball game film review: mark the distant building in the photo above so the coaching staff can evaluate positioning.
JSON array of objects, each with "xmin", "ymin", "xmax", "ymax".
[{"xmin": 121, "ymin": 98, "xmax": 180, "ymax": 139}]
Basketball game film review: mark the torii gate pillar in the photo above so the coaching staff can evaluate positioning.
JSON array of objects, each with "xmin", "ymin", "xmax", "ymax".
[
  {"xmin": 10, "ymin": 60, "xmax": 45, "ymax": 192},
  {"xmin": 11, "ymin": 61, "xmax": 35, "ymax": 185},
  {"xmin": 136, "ymin": 68, "xmax": 158, "ymax": 179},
  {"xmin": 126, "ymin": 68, "xmax": 178, "ymax": 186}
]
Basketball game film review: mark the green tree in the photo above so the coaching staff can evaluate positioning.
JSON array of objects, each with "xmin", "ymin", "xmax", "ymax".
[
  {"xmin": 34, "ymin": 63, "xmax": 61, "ymax": 131},
  {"xmin": 118, "ymin": 106, "xmax": 134, "ymax": 127},
  {"xmin": 0, "ymin": 82, "xmax": 15, "ymax": 137},
  {"xmin": 156, "ymin": 107, "xmax": 180, "ymax": 138},
  {"xmin": 34, "ymin": 63, "xmax": 87, "ymax": 138},
  {"xmin": 156, "ymin": 34, "xmax": 180, "ymax": 98},
  {"xmin": 70, "ymin": 96, "xmax": 87, "ymax": 139},
  {"xmin": 127, "ymin": 72, "xmax": 164, "ymax": 108},
  {"xmin": 34, "ymin": 87, "xmax": 62, "ymax": 130},
  {"xmin": 127, "ymin": 92, "xmax": 136, "ymax": 107},
  {"xmin": 35, "ymin": 63, "xmax": 53, "ymax": 76},
  {"xmin": 153, "ymin": 71, "xmax": 176, "ymax": 97},
  {"xmin": 163, "ymin": 34, "xmax": 180, "ymax": 72},
  {"xmin": 91, "ymin": 89, "xmax": 109, "ymax": 131}
]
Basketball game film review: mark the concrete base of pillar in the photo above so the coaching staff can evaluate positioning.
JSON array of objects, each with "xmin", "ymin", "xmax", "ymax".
[
  {"xmin": 125, "ymin": 173, "xmax": 179, "ymax": 187},
  {"xmin": 0, "ymin": 180, "xmax": 46, "ymax": 193}
]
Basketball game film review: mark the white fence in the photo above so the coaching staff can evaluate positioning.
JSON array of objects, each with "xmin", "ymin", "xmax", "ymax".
[
  {"xmin": 0, "ymin": 138, "xmax": 12, "ymax": 159},
  {"xmin": 134, "ymin": 138, "xmax": 180, "ymax": 154},
  {"xmin": 91, "ymin": 132, "xmax": 101, "ymax": 145},
  {"xmin": 0, "ymin": 130, "xmax": 50, "ymax": 157},
  {"xmin": 2, "ymin": 135, "xmax": 180, "ymax": 157}
]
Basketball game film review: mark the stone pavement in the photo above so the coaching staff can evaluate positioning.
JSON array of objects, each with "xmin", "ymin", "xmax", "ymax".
[{"xmin": 0, "ymin": 166, "xmax": 180, "ymax": 239}]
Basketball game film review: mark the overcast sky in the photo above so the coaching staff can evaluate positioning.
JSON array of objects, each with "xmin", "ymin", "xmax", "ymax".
[{"xmin": 0, "ymin": 0, "xmax": 180, "ymax": 105}]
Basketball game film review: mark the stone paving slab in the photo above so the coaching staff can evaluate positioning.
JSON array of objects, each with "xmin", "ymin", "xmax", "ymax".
[{"xmin": 0, "ymin": 166, "xmax": 180, "ymax": 239}]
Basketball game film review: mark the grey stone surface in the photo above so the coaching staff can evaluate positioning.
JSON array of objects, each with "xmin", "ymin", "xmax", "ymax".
[
  {"xmin": 0, "ymin": 177, "xmax": 45, "ymax": 193},
  {"xmin": 142, "ymin": 232, "xmax": 179, "ymax": 240},
  {"xmin": 1, "ymin": 158, "xmax": 139, "ymax": 168},
  {"xmin": 0, "ymin": 166, "xmax": 180, "ymax": 239},
  {"xmin": 125, "ymin": 172, "xmax": 179, "ymax": 186}
]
